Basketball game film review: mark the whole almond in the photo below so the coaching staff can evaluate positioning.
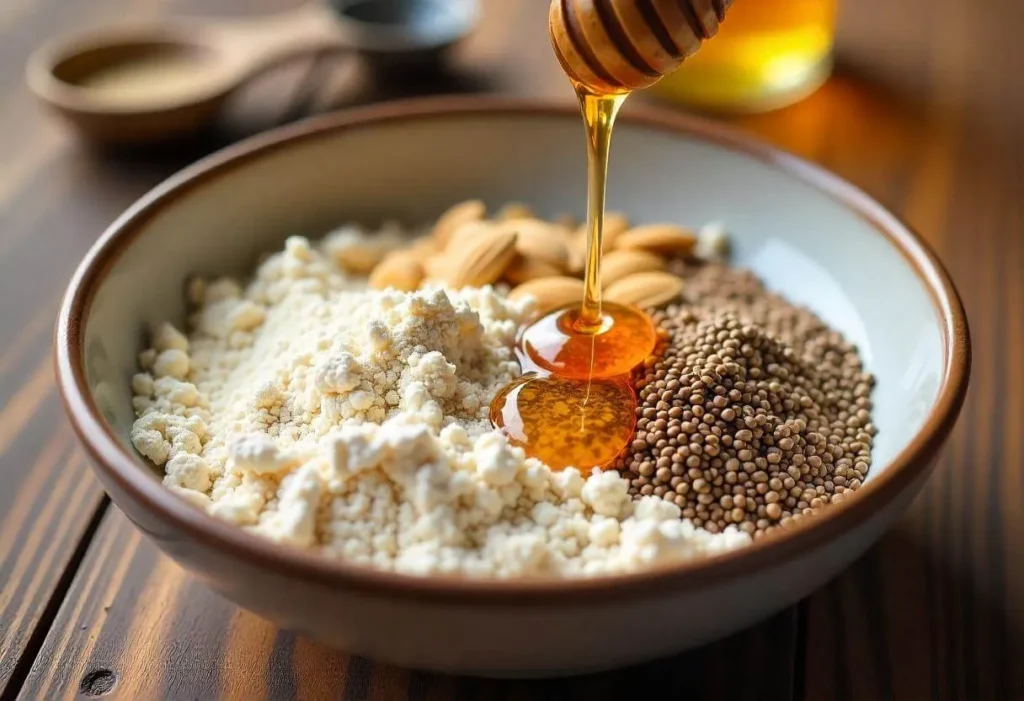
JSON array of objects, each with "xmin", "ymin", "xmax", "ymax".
[
  {"xmin": 601, "ymin": 249, "xmax": 667, "ymax": 288},
  {"xmin": 555, "ymin": 213, "xmax": 579, "ymax": 230},
  {"xmin": 409, "ymin": 236, "xmax": 441, "ymax": 256},
  {"xmin": 440, "ymin": 230, "xmax": 518, "ymax": 288},
  {"xmin": 502, "ymin": 219, "xmax": 570, "ymax": 269},
  {"xmin": 431, "ymin": 199, "xmax": 486, "ymax": 247},
  {"xmin": 605, "ymin": 271, "xmax": 684, "ymax": 308},
  {"xmin": 369, "ymin": 252, "xmax": 424, "ymax": 292},
  {"xmin": 423, "ymin": 255, "xmax": 449, "ymax": 280},
  {"xmin": 496, "ymin": 202, "xmax": 535, "ymax": 221},
  {"xmin": 509, "ymin": 276, "xmax": 585, "ymax": 315},
  {"xmin": 323, "ymin": 235, "xmax": 402, "ymax": 274},
  {"xmin": 504, "ymin": 256, "xmax": 565, "ymax": 285},
  {"xmin": 615, "ymin": 224, "xmax": 697, "ymax": 256},
  {"xmin": 446, "ymin": 220, "xmax": 495, "ymax": 251}
]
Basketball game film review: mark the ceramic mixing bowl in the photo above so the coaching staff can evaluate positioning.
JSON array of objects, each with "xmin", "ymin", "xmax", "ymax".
[{"xmin": 56, "ymin": 97, "xmax": 970, "ymax": 677}]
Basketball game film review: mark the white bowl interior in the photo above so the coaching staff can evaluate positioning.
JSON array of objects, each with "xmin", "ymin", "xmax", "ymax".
[{"xmin": 82, "ymin": 110, "xmax": 945, "ymax": 484}]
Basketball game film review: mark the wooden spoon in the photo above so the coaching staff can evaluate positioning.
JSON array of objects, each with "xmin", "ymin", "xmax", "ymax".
[{"xmin": 26, "ymin": 0, "xmax": 478, "ymax": 146}]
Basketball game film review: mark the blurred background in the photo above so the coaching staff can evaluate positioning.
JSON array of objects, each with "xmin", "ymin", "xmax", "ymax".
[
  {"xmin": 9, "ymin": 0, "xmax": 1018, "ymax": 193},
  {"xmin": 12, "ymin": 0, "xmax": 1013, "ymax": 156}
]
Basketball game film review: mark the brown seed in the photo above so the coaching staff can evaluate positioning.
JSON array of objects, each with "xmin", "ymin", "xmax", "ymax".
[{"xmin": 617, "ymin": 260, "xmax": 874, "ymax": 537}]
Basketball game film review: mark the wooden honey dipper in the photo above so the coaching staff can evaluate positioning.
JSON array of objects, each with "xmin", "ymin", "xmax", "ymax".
[{"xmin": 549, "ymin": 0, "xmax": 734, "ymax": 94}]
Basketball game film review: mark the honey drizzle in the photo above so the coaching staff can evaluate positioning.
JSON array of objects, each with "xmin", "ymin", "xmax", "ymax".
[
  {"xmin": 574, "ymin": 86, "xmax": 628, "ymax": 430},
  {"xmin": 574, "ymin": 85, "xmax": 628, "ymax": 331},
  {"xmin": 488, "ymin": 81, "xmax": 658, "ymax": 473}
]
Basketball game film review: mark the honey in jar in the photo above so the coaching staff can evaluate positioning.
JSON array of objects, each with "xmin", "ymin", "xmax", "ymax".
[{"xmin": 652, "ymin": 0, "xmax": 838, "ymax": 112}]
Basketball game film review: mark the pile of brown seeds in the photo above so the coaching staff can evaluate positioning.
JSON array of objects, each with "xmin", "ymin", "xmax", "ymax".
[{"xmin": 616, "ymin": 261, "xmax": 876, "ymax": 539}]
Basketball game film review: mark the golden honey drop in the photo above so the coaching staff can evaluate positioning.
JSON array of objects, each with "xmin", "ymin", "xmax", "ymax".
[
  {"xmin": 489, "ymin": 374, "xmax": 636, "ymax": 472},
  {"xmin": 521, "ymin": 300, "xmax": 657, "ymax": 381}
]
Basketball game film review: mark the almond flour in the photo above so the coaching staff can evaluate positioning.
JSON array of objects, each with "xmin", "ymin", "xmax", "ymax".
[{"xmin": 130, "ymin": 222, "xmax": 750, "ymax": 578}]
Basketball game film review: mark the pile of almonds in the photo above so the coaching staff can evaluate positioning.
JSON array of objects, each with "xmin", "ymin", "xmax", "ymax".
[{"xmin": 364, "ymin": 200, "xmax": 699, "ymax": 314}]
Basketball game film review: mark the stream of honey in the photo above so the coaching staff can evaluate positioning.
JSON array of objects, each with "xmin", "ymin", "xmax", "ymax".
[
  {"xmin": 577, "ymin": 88, "xmax": 626, "ymax": 330},
  {"xmin": 489, "ymin": 84, "xmax": 658, "ymax": 472}
]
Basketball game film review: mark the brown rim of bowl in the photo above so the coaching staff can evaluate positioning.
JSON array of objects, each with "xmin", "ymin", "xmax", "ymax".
[{"xmin": 55, "ymin": 96, "xmax": 971, "ymax": 605}]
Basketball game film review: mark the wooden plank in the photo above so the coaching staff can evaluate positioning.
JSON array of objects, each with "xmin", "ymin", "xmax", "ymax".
[
  {"xmin": 19, "ymin": 507, "xmax": 800, "ymax": 700},
  {"xmin": 0, "ymin": 0, "xmax": 105, "ymax": 687},
  {"xmin": 0, "ymin": 436, "xmax": 106, "ymax": 698}
]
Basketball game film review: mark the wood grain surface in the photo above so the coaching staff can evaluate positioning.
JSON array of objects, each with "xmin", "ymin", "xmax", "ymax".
[{"xmin": 1, "ymin": 0, "xmax": 1021, "ymax": 699}]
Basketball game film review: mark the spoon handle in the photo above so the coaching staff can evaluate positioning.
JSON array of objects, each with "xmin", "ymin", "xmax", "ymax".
[
  {"xmin": 214, "ymin": 3, "xmax": 350, "ymax": 80},
  {"xmin": 549, "ymin": 0, "xmax": 733, "ymax": 93}
]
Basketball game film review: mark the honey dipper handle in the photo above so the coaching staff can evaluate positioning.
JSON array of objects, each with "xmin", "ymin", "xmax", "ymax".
[{"xmin": 549, "ymin": 0, "xmax": 734, "ymax": 93}]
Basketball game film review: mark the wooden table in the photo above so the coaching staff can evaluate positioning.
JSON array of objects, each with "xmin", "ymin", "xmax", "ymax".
[{"xmin": 2, "ymin": 1, "xmax": 1021, "ymax": 699}]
